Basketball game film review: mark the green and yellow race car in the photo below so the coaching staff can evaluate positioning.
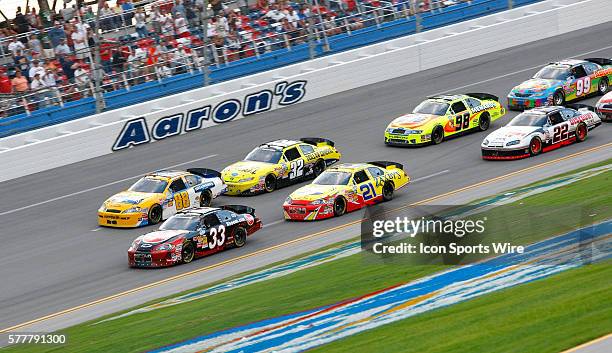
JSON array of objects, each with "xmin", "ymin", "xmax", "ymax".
[
  {"xmin": 221, "ymin": 138, "xmax": 341, "ymax": 195},
  {"xmin": 384, "ymin": 93, "xmax": 505, "ymax": 146}
]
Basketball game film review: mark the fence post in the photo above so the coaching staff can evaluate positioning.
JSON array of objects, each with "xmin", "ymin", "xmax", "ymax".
[
  {"xmin": 508, "ymin": 0, "xmax": 513, "ymax": 9},
  {"xmin": 412, "ymin": 0, "xmax": 422, "ymax": 32},
  {"xmin": 200, "ymin": 0, "xmax": 211, "ymax": 86}
]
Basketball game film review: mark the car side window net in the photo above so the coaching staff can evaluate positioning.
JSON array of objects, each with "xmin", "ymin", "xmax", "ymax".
[
  {"xmin": 572, "ymin": 65, "xmax": 588, "ymax": 78},
  {"xmin": 451, "ymin": 101, "xmax": 468, "ymax": 113},
  {"xmin": 353, "ymin": 170, "xmax": 369, "ymax": 184},
  {"xmin": 548, "ymin": 112, "xmax": 564, "ymax": 125},
  {"xmin": 169, "ymin": 178, "xmax": 187, "ymax": 192},
  {"xmin": 284, "ymin": 147, "xmax": 301, "ymax": 161}
]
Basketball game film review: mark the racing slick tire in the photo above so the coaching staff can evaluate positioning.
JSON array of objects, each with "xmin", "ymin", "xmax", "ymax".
[
  {"xmin": 598, "ymin": 78, "xmax": 609, "ymax": 95},
  {"xmin": 148, "ymin": 204, "xmax": 163, "ymax": 225},
  {"xmin": 313, "ymin": 159, "xmax": 326, "ymax": 177},
  {"xmin": 432, "ymin": 126, "xmax": 444, "ymax": 145},
  {"xmin": 333, "ymin": 197, "xmax": 347, "ymax": 217},
  {"xmin": 200, "ymin": 190, "xmax": 212, "ymax": 207},
  {"xmin": 233, "ymin": 227, "xmax": 247, "ymax": 248},
  {"xmin": 181, "ymin": 241, "xmax": 195, "ymax": 264},
  {"xmin": 478, "ymin": 113, "xmax": 491, "ymax": 131},
  {"xmin": 382, "ymin": 182, "xmax": 394, "ymax": 202},
  {"xmin": 529, "ymin": 137, "xmax": 543, "ymax": 156},
  {"xmin": 265, "ymin": 174, "xmax": 276, "ymax": 193},
  {"xmin": 552, "ymin": 90, "xmax": 565, "ymax": 106},
  {"xmin": 575, "ymin": 123, "xmax": 588, "ymax": 142}
]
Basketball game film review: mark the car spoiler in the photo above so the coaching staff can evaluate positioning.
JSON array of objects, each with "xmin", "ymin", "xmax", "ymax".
[
  {"xmin": 466, "ymin": 93, "xmax": 499, "ymax": 102},
  {"xmin": 221, "ymin": 205, "xmax": 256, "ymax": 216},
  {"xmin": 565, "ymin": 104, "xmax": 596, "ymax": 112},
  {"xmin": 368, "ymin": 161, "xmax": 404, "ymax": 170},
  {"xmin": 584, "ymin": 57, "xmax": 612, "ymax": 66},
  {"xmin": 300, "ymin": 137, "xmax": 335, "ymax": 147},
  {"xmin": 187, "ymin": 168, "xmax": 221, "ymax": 179}
]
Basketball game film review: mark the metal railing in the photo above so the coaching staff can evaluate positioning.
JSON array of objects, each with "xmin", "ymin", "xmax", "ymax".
[{"xmin": 0, "ymin": 0, "xmax": 516, "ymax": 122}]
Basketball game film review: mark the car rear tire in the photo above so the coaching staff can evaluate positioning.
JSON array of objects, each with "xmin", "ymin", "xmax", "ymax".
[
  {"xmin": 529, "ymin": 137, "xmax": 543, "ymax": 156},
  {"xmin": 432, "ymin": 126, "xmax": 444, "ymax": 145},
  {"xmin": 575, "ymin": 123, "xmax": 588, "ymax": 142},
  {"xmin": 382, "ymin": 182, "xmax": 394, "ymax": 202},
  {"xmin": 148, "ymin": 204, "xmax": 162, "ymax": 225},
  {"xmin": 182, "ymin": 241, "xmax": 195, "ymax": 264},
  {"xmin": 313, "ymin": 159, "xmax": 326, "ymax": 178},
  {"xmin": 333, "ymin": 197, "xmax": 347, "ymax": 217},
  {"xmin": 233, "ymin": 227, "xmax": 247, "ymax": 248},
  {"xmin": 598, "ymin": 78, "xmax": 609, "ymax": 95},
  {"xmin": 552, "ymin": 90, "xmax": 565, "ymax": 106},
  {"xmin": 264, "ymin": 175, "xmax": 276, "ymax": 193},
  {"xmin": 200, "ymin": 190, "xmax": 212, "ymax": 207},
  {"xmin": 478, "ymin": 113, "xmax": 491, "ymax": 131}
]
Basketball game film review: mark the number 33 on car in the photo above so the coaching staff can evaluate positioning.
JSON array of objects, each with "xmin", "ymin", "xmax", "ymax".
[
  {"xmin": 128, "ymin": 205, "xmax": 262, "ymax": 268},
  {"xmin": 221, "ymin": 138, "xmax": 341, "ymax": 195},
  {"xmin": 283, "ymin": 162, "xmax": 410, "ymax": 221}
]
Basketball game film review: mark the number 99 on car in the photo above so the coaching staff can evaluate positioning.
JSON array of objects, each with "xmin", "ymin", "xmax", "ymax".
[{"xmin": 3, "ymin": 333, "xmax": 67, "ymax": 345}]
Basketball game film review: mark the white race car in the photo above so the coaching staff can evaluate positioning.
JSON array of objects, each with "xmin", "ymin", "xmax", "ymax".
[
  {"xmin": 481, "ymin": 105, "xmax": 601, "ymax": 160},
  {"xmin": 596, "ymin": 91, "xmax": 612, "ymax": 121}
]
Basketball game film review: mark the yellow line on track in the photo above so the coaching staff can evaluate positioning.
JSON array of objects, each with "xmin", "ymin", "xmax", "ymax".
[{"xmin": 1, "ymin": 142, "xmax": 610, "ymax": 333}]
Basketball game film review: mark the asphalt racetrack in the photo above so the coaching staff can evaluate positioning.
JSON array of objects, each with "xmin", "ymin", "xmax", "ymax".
[{"xmin": 1, "ymin": 22, "xmax": 611, "ymax": 331}]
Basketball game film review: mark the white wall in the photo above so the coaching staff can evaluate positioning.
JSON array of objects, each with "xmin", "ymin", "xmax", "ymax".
[{"xmin": 1, "ymin": 0, "xmax": 610, "ymax": 182}]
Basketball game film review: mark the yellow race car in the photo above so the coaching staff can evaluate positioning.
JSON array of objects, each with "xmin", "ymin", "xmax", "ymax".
[
  {"xmin": 283, "ymin": 161, "xmax": 410, "ymax": 221},
  {"xmin": 98, "ymin": 169, "xmax": 227, "ymax": 228},
  {"xmin": 385, "ymin": 93, "xmax": 505, "ymax": 146},
  {"xmin": 221, "ymin": 138, "xmax": 341, "ymax": 195}
]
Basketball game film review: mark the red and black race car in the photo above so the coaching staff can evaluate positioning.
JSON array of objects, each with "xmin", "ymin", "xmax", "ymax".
[{"xmin": 128, "ymin": 205, "xmax": 262, "ymax": 268}]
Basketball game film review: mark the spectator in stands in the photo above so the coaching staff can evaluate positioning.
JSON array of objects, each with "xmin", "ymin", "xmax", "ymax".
[
  {"xmin": 60, "ymin": 55, "xmax": 76, "ymax": 82},
  {"xmin": 122, "ymin": 0, "xmax": 136, "ymax": 26},
  {"xmin": 161, "ymin": 10, "xmax": 175, "ymax": 36},
  {"xmin": 151, "ymin": 6, "xmax": 164, "ymax": 35},
  {"xmin": 156, "ymin": 60, "xmax": 172, "ymax": 79},
  {"xmin": 171, "ymin": 44, "xmax": 191, "ymax": 73},
  {"xmin": 48, "ymin": 21, "xmax": 66, "ymax": 49},
  {"xmin": 71, "ymin": 24, "xmax": 89, "ymax": 60},
  {"xmin": 172, "ymin": 0, "xmax": 187, "ymax": 20},
  {"xmin": 27, "ymin": 7, "xmax": 42, "ymax": 29},
  {"xmin": 100, "ymin": 3, "xmax": 114, "ymax": 31},
  {"xmin": 29, "ymin": 59, "xmax": 45, "ymax": 79},
  {"xmin": 14, "ymin": 7, "xmax": 31, "ymax": 35},
  {"xmin": 13, "ymin": 50, "xmax": 31, "ymax": 75},
  {"xmin": 74, "ymin": 62, "xmax": 91, "ymax": 95},
  {"xmin": 11, "ymin": 70, "xmax": 29, "ymax": 93},
  {"xmin": 28, "ymin": 34, "xmax": 44, "ymax": 58},
  {"xmin": 175, "ymin": 13, "xmax": 190, "ymax": 38},
  {"xmin": 112, "ymin": 1, "xmax": 124, "ymax": 29},
  {"xmin": 134, "ymin": 8, "xmax": 148, "ymax": 38},
  {"xmin": 31, "ymin": 72, "xmax": 55, "ymax": 107},
  {"xmin": 262, "ymin": 4, "xmax": 286, "ymax": 23},
  {"xmin": 8, "ymin": 37, "xmax": 26, "ymax": 57},
  {"xmin": 84, "ymin": 6, "xmax": 95, "ymax": 27},
  {"xmin": 210, "ymin": 0, "xmax": 224, "ymax": 16},
  {"xmin": 60, "ymin": 3, "xmax": 76, "ymax": 23},
  {"xmin": 0, "ymin": 67, "xmax": 12, "ymax": 94},
  {"xmin": 55, "ymin": 38, "xmax": 72, "ymax": 56}
]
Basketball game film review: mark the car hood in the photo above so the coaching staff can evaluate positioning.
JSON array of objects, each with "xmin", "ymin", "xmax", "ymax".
[
  {"xmin": 222, "ymin": 161, "xmax": 273, "ymax": 181},
  {"xmin": 485, "ymin": 126, "xmax": 541, "ymax": 144},
  {"xmin": 139, "ymin": 230, "xmax": 190, "ymax": 244},
  {"xmin": 512, "ymin": 78, "xmax": 561, "ymax": 94},
  {"xmin": 388, "ymin": 113, "xmax": 439, "ymax": 129},
  {"xmin": 104, "ymin": 191, "xmax": 163, "ymax": 211},
  {"xmin": 289, "ymin": 184, "xmax": 345, "ymax": 201}
]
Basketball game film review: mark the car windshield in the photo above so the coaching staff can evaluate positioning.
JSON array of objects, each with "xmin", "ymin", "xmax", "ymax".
[
  {"xmin": 245, "ymin": 147, "xmax": 282, "ymax": 164},
  {"xmin": 507, "ymin": 112, "xmax": 549, "ymax": 127},
  {"xmin": 533, "ymin": 65, "xmax": 570, "ymax": 80},
  {"xmin": 160, "ymin": 216, "xmax": 200, "ymax": 231},
  {"xmin": 313, "ymin": 171, "xmax": 352, "ymax": 185},
  {"xmin": 128, "ymin": 177, "xmax": 168, "ymax": 193},
  {"xmin": 413, "ymin": 101, "xmax": 449, "ymax": 115}
]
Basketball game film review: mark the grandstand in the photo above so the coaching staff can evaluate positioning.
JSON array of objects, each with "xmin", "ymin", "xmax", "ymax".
[{"xmin": 0, "ymin": 0, "xmax": 514, "ymax": 136}]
